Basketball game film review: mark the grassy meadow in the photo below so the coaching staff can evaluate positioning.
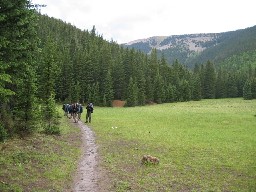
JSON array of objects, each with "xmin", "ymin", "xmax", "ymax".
[
  {"xmin": 0, "ymin": 98, "xmax": 255, "ymax": 191},
  {"xmin": 0, "ymin": 109, "xmax": 82, "ymax": 192},
  {"xmin": 90, "ymin": 98, "xmax": 256, "ymax": 191}
]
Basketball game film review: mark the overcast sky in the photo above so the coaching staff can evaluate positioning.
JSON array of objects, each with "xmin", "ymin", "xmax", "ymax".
[{"xmin": 31, "ymin": 0, "xmax": 255, "ymax": 44}]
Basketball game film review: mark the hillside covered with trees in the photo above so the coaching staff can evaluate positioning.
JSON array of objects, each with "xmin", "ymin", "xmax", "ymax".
[
  {"xmin": 1, "ymin": 1, "xmax": 256, "ymax": 140},
  {"xmin": 123, "ymin": 26, "xmax": 256, "ymax": 68}
]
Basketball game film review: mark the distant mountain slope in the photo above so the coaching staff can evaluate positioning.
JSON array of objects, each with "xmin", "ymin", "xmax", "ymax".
[{"xmin": 122, "ymin": 25, "xmax": 256, "ymax": 67}]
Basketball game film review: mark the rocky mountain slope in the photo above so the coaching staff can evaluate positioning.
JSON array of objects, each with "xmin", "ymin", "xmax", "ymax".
[{"xmin": 122, "ymin": 25, "xmax": 256, "ymax": 67}]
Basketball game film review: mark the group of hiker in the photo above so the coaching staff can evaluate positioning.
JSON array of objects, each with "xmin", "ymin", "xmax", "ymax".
[{"xmin": 62, "ymin": 102, "xmax": 94, "ymax": 123}]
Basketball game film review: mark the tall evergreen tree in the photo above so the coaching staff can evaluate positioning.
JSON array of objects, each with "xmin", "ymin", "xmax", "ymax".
[
  {"xmin": 136, "ymin": 69, "xmax": 146, "ymax": 106},
  {"xmin": 38, "ymin": 38, "xmax": 60, "ymax": 133},
  {"xmin": 178, "ymin": 79, "xmax": 191, "ymax": 101},
  {"xmin": 165, "ymin": 83, "xmax": 176, "ymax": 103},
  {"xmin": 55, "ymin": 47, "xmax": 73, "ymax": 102},
  {"xmin": 154, "ymin": 72, "xmax": 165, "ymax": 103},
  {"xmin": 203, "ymin": 61, "xmax": 216, "ymax": 99},
  {"xmin": 126, "ymin": 77, "xmax": 138, "ymax": 107},
  {"xmin": 191, "ymin": 74, "xmax": 202, "ymax": 101},
  {"xmin": 90, "ymin": 82, "xmax": 100, "ymax": 105},
  {"xmin": 0, "ymin": 0, "xmax": 39, "ymax": 135},
  {"xmin": 102, "ymin": 70, "xmax": 114, "ymax": 107},
  {"xmin": 112, "ymin": 53, "xmax": 126, "ymax": 100},
  {"xmin": 226, "ymin": 73, "xmax": 238, "ymax": 98},
  {"xmin": 0, "ymin": 65, "xmax": 14, "ymax": 102},
  {"xmin": 243, "ymin": 79, "xmax": 252, "ymax": 100},
  {"xmin": 251, "ymin": 77, "xmax": 256, "ymax": 99},
  {"xmin": 215, "ymin": 68, "xmax": 227, "ymax": 98}
]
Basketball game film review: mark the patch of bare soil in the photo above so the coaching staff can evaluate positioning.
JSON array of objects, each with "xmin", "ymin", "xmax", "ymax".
[
  {"xmin": 71, "ymin": 121, "xmax": 110, "ymax": 192},
  {"xmin": 112, "ymin": 100, "xmax": 126, "ymax": 107}
]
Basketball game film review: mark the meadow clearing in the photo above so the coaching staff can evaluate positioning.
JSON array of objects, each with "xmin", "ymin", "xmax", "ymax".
[
  {"xmin": 91, "ymin": 98, "xmax": 256, "ymax": 191},
  {"xmin": 0, "ymin": 98, "xmax": 255, "ymax": 191}
]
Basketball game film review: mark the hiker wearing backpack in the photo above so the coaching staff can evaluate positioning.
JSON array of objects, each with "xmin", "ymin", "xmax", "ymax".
[
  {"xmin": 85, "ymin": 102, "xmax": 93, "ymax": 123},
  {"xmin": 78, "ymin": 103, "xmax": 83, "ymax": 120},
  {"xmin": 72, "ymin": 103, "xmax": 79, "ymax": 123},
  {"xmin": 68, "ymin": 104, "xmax": 73, "ymax": 119}
]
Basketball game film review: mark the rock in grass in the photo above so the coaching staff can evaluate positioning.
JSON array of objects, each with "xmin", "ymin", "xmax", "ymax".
[{"xmin": 141, "ymin": 155, "xmax": 159, "ymax": 165}]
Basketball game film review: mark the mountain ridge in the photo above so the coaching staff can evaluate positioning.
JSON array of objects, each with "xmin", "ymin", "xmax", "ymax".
[
  {"xmin": 122, "ymin": 25, "xmax": 256, "ymax": 67},
  {"xmin": 125, "ymin": 33, "xmax": 219, "ymax": 52}
]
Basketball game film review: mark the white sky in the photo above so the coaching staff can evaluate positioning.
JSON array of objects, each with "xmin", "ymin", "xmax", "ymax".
[{"xmin": 31, "ymin": 0, "xmax": 256, "ymax": 44}]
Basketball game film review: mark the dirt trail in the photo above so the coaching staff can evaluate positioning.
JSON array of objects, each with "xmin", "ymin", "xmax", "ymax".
[{"xmin": 72, "ymin": 121, "xmax": 99, "ymax": 192}]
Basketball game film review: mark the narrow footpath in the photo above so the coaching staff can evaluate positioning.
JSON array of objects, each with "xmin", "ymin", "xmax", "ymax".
[{"xmin": 72, "ymin": 121, "xmax": 99, "ymax": 192}]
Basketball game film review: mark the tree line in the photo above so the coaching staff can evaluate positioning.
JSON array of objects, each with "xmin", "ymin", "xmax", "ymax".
[{"xmin": 0, "ymin": 1, "xmax": 255, "ymax": 141}]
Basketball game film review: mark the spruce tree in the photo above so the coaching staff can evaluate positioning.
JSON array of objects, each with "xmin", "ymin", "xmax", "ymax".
[
  {"xmin": 54, "ymin": 46, "xmax": 72, "ymax": 102},
  {"xmin": 191, "ymin": 75, "xmax": 202, "ymax": 101},
  {"xmin": 126, "ymin": 77, "xmax": 138, "ymax": 107},
  {"xmin": 91, "ymin": 82, "xmax": 100, "ymax": 105},
  {"xmin": 243, "ymin": 79, "xmax": 252, "ymax": 100},
  {"xmin": 227, "ymin": 73, "xmax": 238, "ymax": 98},
  {"xmin": 39, "ymin": 38, "xmax": 60, "ymax": 134},
  {"xmin": 0, "ymin": 0, "xmax": 39, "ymax": 135},
  {"xmin": 112, "ymin": 53, "xmax": 126, "ymax": 100},
  {"xmin": 165, "ymin": 83, "xmax": 175, "ymax": 103},
  {"xmin": 215, "ymin": 68, "xmax": 227, "ymax": 98},
  {"xmin": 102, "ymin": 70, "xmax": 114, "ymax": 107},
  {"xmin": 251, "ymin": 77, "xmax": 256, "ymax": 99},
  {"xmin": 0, "ymin": 64, "xmax": 14, "ymax": 102},
  {"xmin": 179, "ymin": 79, "xmax": 191, "ymax": 101},
  {"xmin": 136, "ymin": 69, "xmax": 146, "ymax": 106},
  {"xmin": 154, "ymin": 72, "xmax": 165, "ymax": 104},
  {"xmin": 203, "ymin": 61, "xmax": 216, "ymax": 99}
]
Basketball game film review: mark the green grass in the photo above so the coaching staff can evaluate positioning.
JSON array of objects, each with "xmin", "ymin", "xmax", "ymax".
[
  {"xmin": 0, "ymin": 109, "xmax": 81, "ymax": 192},
  {"xmin": 1, "ymin": 99, "xmax": 255, "ymax": 191},
  {"xmin": 90, "ymin": 98, "xmax": 256, "ymax": 191}
]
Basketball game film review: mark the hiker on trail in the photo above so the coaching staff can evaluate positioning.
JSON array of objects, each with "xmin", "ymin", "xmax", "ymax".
[
  {"xmin": 78, "ymin": 103, "xmax": 83, "ymax": 120},
  {"xmin": 85, "ymin": 102, "xmax": 93, "ymax": 123},
  {"xmin": 62, "ymin": 104, "xmax": 69, "ymax": 116},
  {"xmin": 68, "ymin": 104, "xmax": 73, "ymax": 119},
  {"xmin": 72, "ymin": 103, "xmax": 79, "ymax": 123}
]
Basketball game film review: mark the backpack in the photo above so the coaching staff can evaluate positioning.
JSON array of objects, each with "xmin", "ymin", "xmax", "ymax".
[
  {"xmin": 87, "ymin": 103, "xmax": 94, "ymax": 113},
  {"xmin": 72, "ymin": 104, "xmax": 78, "ymax": 113},
  {"xmin": 79, "ymin": 105, "xmax": 83, "ymax": 113}
]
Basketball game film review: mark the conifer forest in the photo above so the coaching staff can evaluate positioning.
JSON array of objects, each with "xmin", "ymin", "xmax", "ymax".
[{"xmin": 0, "ymin": 1, "xmax": 256, "ymax": 139}]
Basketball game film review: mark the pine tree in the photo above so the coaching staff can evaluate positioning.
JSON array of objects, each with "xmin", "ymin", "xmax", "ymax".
[
  {"xmin": 251, "ymin": 77, "xmax": 256, "ymax": 99},
  {"xmin": 0, "ymin": 64, "xmax": 15, "ymax": 138},
  {"xmin": 14, "ymin": 64, "xmax": 39, "ymax": 134},
  {"xmin": 165, "ymin": 84, "xmax": 176, "ymax": 103},
  {"xmin": 203, "ymin": 61, "xmax": 216, "ymax": 99},
  {"xmin": 0, "ymin": 64, "xmax": 15, "ymax": 102},
  {"xmin": 102, "ymin": 70, "xmax": 114, "ymax": 107},
  {"xmin": 73, "ymin": 81, "xmax": 81, "ymax": 103},
  {"xmin": 99, "ymin": 43, "xmax": 113, "ymax": 106},
  {"xmin": 112, "ymin": 53, "xmax": 126, "ymax": 100},
  {"xmin": 243, "ymin": 79, "xmax": 252, "ymax": 100},
  {"xmin": 126, "ymin": 77, "xmax": 138, "ymax": 107},
  {"xmin": 145, "ymin": 75, "xmax": 154, "ymax": 103},
  {"xmin": 179, "ymin": 79, "xmax": 191, "ymax": 101},
  {"xmin": 91, "ymin": 82, "xmax": 100, "ymax": 105},
  {"xmin": 226, "ymin": 73, "xmax": 238, "ymax": 98},
  {"xmin": 215, "ymin": 68, "xmax": 227, "ymax": 98},
  {"xmin": 39, "ymin": 38, "xmax": 60, "ymax": 134},
  {"xmin": 136, "ymin": 69, "xmax": 146, "ymax": 106},
  {"xmin": 0, "ymin": 0, "xmax": 39, "ymax": 135},
  {"xmin": 42, "ymin": 93, "xmax": 60, "ymax": 135},
  {"xmin": 154, "ymin": 72, "xmax": 165, "ymax": 104},
  {"xmin": 191, "ymin": 74, "xmax": 202, "ymax": 101}
]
